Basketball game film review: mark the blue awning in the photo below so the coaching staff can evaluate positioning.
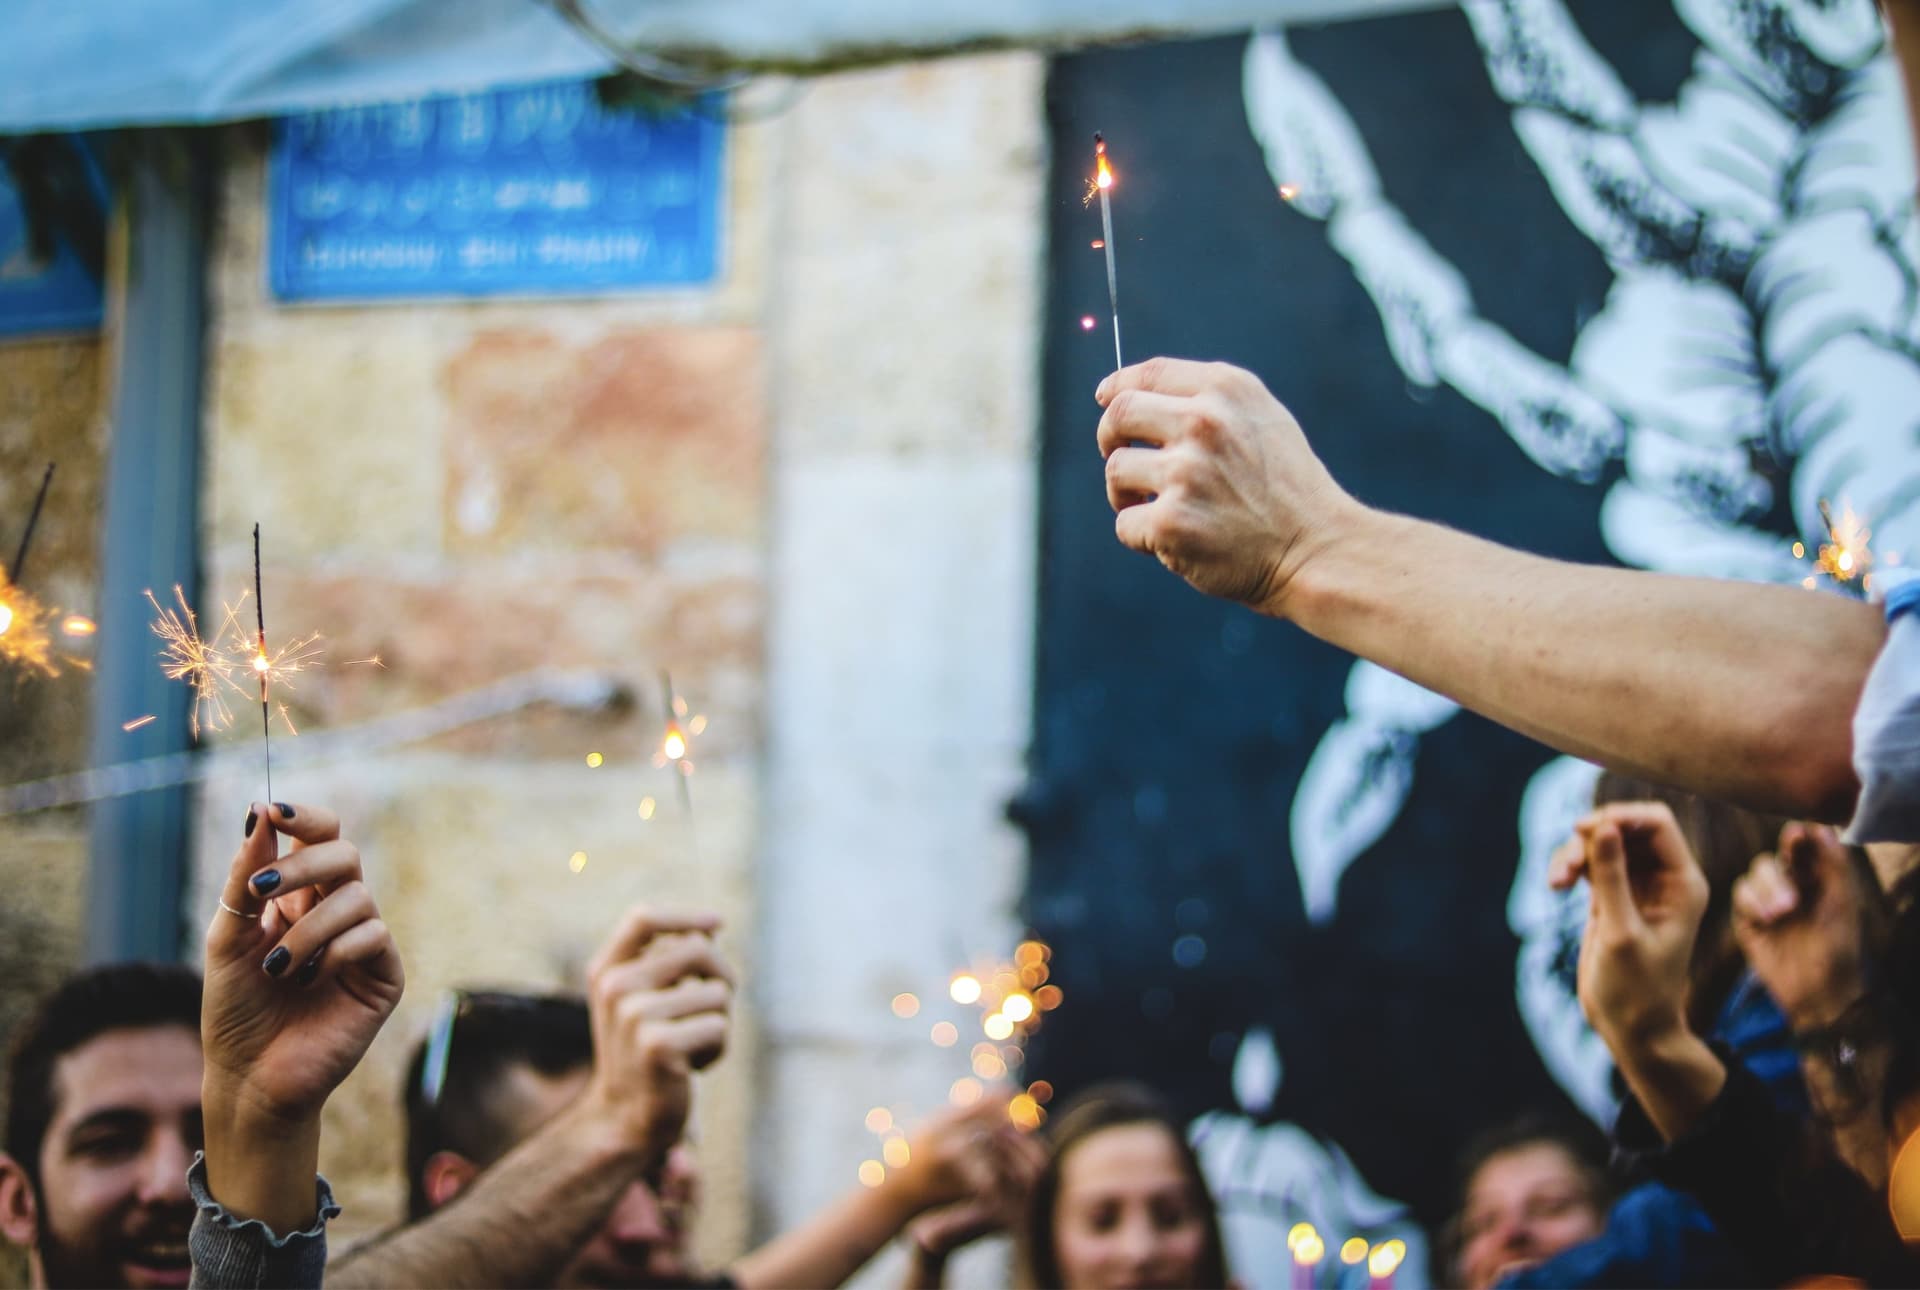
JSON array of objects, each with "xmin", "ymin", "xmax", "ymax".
[{"xmin": 0, "ymin": 0, "xmax": 1428, "ymax": 132}]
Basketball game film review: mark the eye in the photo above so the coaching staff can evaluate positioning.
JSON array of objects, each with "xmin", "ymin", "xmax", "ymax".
[
  {"xmin": 69, "ymin": 1127, "xmax": 141, "ymax": 1161},
  {"xmin": 1150, "ymin": 1196, "xmax": 1195, "ymax": 1231}
]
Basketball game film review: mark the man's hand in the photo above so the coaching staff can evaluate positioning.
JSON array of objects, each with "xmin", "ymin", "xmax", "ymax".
[
  {"xmin": 1556, "ymin": 802, "xmax": 1709, "ymax": 1052},
  {"xmin": 579, "ymin": 906, "xmax": 734, "ymax": 1164},
  {"xmin": 201, "ymin": 801, "xmax": 405, "ymax": 1232},
  {"xmin": 1095, "ymin": 358, "xmax": 1357, "ymax": 615}
]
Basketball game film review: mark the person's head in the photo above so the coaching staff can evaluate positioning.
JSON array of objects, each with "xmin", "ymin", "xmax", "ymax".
[
  {"xmin": 1447, "ymin": 1112, "xmax": 1611, "ymax": 1289},
  {"xmin": 1592, "ymin": 773, "xmax": 1788, "ymax": 1029},
  {"xmin": 0, "ymin": 962, "xmax": 203, "ymax": 1290},
  {"xmin": 403, "ymin": 990, "xmax": 700, "ymax": 1289},
  {"xmin": 1016, "ymin": 1082, "xmax": 1228, "ymax": 1290}
]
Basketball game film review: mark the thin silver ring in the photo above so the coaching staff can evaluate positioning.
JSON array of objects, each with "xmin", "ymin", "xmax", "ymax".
[{"xmin": 218, "ymin": 898, "xmax": 259, "ymax": 920}]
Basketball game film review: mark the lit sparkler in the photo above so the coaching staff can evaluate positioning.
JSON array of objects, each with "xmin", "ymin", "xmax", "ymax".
[
  {"xmin": 653, "ymin": 670, "xmax": 701, "ymax": 860},
  {"xmin": 900, "ymin": 938, "xmax": 1061, "ymax": 1129},
  {"xmin": 1794, "ymin": 499, "xmax": 1883, "ymax": 594},
  {"xmin": 1087, "ymin": 134, "xmax": 1123, "ymax": 371},
  {"xmin": 1, "ymin": 463, "xmax": 61, "ymax": 679}
]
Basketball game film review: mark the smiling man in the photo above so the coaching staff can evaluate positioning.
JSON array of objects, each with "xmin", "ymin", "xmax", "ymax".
[{"xmin": 0, "ymin": 964, "xmax": 204, "ymax": 1289}]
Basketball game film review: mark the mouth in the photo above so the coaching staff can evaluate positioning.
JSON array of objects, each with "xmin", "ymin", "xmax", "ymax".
[
  {"xmin": 1489, "ymin": 1257, "xmax": 1541, "ymax": 1286},
  {"xmin": 121, "ymin": 1238, "xmax": 192, "ymax": 1288}
]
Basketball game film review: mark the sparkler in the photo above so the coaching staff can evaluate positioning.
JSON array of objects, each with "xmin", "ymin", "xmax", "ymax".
[
  {"xmin": 10, "ymin": 463, "xmax": 54, "ymax": 585},
  {"xmin": 0, "ymin": 463, "xmax": 61, "ymax": 679},
  {"xmin": 252, "ymin": 524, "xmax": 273, "ymax": 798},
  {"xmin": 654, "ymin": 670, "xmax": 700, "ymax": 860},
  {"xmin": 142, "ymin": 577, "xmax": 321, "ymax": 744},
  {"xmin": 1794, "ymin": 499, "xmax": 1883, "ymax": 594},
  {"xmin": 1087, "ymin": 134, "xmax": 1123, "ymax": 371}
]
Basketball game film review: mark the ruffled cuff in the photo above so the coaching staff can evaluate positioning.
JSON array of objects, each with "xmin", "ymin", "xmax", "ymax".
[{"xmin": 186, "ymin": 1152, "xmax": 338, "ymax": 1289}]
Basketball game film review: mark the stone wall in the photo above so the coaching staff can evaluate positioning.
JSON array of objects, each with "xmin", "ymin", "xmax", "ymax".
[{"xmin": 1, "ymin": 46, "xmax": 1044, "ymax": 1283}]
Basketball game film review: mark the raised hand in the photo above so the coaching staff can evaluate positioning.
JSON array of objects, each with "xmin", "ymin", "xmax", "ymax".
[
  {"xmin": 580, "ymin": 906, "xmax": 734, "ymax": 1163},
  {"xmin": 1733, "ymin": 823, "xmax": 1877, "ymax": 1030},
  {"xmin": 1565, "ymin": 802, "xmax": 1709, "ymax": 1051},
  {"xmin": 200, "ymin": 801, "xmax": 404, "ymax": 1233},
  {"xmin": 1096, "ymin": 358, "xmax": 1357, "ymax": 615}
]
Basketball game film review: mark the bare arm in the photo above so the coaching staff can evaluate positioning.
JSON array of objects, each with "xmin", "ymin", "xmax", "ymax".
[
  {"xmin": 1096, "ymin": 359, "xmax": 1882, "ymax": 822},
  {"xmin": 731, "ymin": 1098, "xmax": 1019, "ymax": 1290},
  {"xmin": 732, "ymin": 1180, "xmax": 924, "ymax": 1290},
  {"xmin": 327, "ymin": 1103, "xmax": 652, "ymax": 1289},
  {"xmin": 1286, "ymin": 508, "xmax": 1881, "ymax": 821}
]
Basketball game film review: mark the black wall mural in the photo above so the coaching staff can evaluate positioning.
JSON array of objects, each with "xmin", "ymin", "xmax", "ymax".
[{"xmin": 1023, "ymin": 1, "xmax": 1917, "ymax": 1278}]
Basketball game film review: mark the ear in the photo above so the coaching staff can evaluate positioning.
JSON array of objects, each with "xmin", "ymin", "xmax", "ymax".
[
  {"xmin": 421, "ymin": 1152, "xmax": 481, "ymax": 1211},
  {"xmin": 0, "ymin": 1151, "xmax": 40, "ymax": 1250}
]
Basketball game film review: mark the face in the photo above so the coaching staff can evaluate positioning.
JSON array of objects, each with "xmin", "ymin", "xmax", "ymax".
[
  {"xmin": 1051, "ymin": 1122, "xmax": 1213, "ymax": 1290},
  {"xmin": 1455, "ymin": 1143, "xmax": 1605, "ymax": 1290},
  {"xmin": 16, "ymin": 1027, "xmax": 202, "ymax": 1290},
  {"xmin": 439, "ymin": 1064, "xmax": 701, "ymax": 1289}
]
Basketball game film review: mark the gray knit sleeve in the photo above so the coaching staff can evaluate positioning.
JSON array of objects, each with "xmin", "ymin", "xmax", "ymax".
[{"xmin": 186, "ymin": 1152, "xmax": 340, "ymax": 1289}]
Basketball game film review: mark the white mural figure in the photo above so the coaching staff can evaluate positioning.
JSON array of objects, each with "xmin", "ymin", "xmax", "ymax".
[
  {"xmin": 1292, "ymin": 662, "xmax": 1458, "ymax": 924},
  {"xmin": 1247, "ymin": 0, "xmax": 1920, "ymax": 1109},
  {"xmin": 1192, "ymin": 1028, "xmax": 1430, "ymax": 1289}
]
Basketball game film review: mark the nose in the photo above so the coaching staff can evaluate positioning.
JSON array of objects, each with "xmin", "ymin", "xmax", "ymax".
[
  {"xmin": 136, "ymin": 1130, "xmax": 194, "ymax": 1207},
  {"xmin": 605, "ymin": 1180, "xmax": 669, "ymax": 1244},
  {"xmin": 1493, "ymin": 1212, "xmax": 1536, "ymax": 1260},
  {"xmin": 1116, "ymin": 1212, "xmax": 1159, "ymax": 1267}
]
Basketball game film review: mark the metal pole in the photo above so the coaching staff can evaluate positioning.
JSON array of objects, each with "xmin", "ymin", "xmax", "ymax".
[{"xmin": 85, "ymin": 131, "xmax": 213, "ymax": 964}]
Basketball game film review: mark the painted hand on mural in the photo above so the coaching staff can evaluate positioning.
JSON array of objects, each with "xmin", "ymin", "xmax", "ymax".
[{"xmin": 1246, "ymin": 0, "xmax": 1918, "ymax": 1114}]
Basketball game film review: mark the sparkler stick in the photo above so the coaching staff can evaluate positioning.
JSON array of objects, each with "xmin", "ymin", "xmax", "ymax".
[
  {"xmin": 1093, "ymin": 134, "xmax": 1122, "ymax": 371},
  {"xmin": 253, "ymin": 523, "xmax": 274, "ymax": 801},
  {"xmin": 10, "ymin": 462, "xmax": 54, "ymax": 585}
]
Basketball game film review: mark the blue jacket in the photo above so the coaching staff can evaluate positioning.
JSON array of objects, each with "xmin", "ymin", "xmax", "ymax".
[{"xmin": 1500, "ymin": 973, "xmax": 1806, "ymax": 1289}]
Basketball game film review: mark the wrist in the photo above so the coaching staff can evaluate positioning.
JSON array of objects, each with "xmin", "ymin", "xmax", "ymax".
[
  {"xmin": 1265, "ymin": 499, "xmax": 1388, "ymax": 624},
  {"xmin": 569, "ymin": 1087, "xmax": 672, "ymax": 1175}
]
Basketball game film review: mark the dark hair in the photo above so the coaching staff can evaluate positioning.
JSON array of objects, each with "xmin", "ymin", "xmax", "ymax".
[
  {"xmin": 402, "ymin": 991, "xmax": 593, "ymax": 1219},
  {"xmin": 3, "ymin": 963, "xmax": 202, "ymax": 1194},
  {"xmin": 1441, "ymin": 1111, "xmax": 1612, "ymax": 1285},
  {"xmin": 1015, "ymin": 1081, "xmax": 1230, "ymax": 1290},
  {"xmin": 1592, "ymin": 773, "xmax": 1789, "ymax": 1033}
]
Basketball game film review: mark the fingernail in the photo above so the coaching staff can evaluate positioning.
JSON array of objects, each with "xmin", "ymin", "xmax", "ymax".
[
  {"xmin": 244, "ymin": 809, "xmax": 258, "ymax": 838},
  {"xmin": 263, "ymin": 946, "xmax": 291, "ymax": 977},
  {"xmin": 295, "ymin": 958, "xmax": 321, "ymax": 986},
  {"xmin": 274, "ymin": 802, "xmax": 295, "ymax": 819},
  {"xmin": 251, "ymin": 869, "xmax": 282, "ymax": 896}
]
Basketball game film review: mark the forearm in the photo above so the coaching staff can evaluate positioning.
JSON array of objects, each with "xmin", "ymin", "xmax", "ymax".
[
  {"xmin": 1281, "ymin": 507, "xmax": 1881, "ymax": 821},
  {"xmin": 732, "ymin": 1182, "xmax": 923, "ymax": 1290},
  {"xmin": 1610, "ymin": 1025, "xmax": 1729, "ymax": 1143},
  {"xmin": 327, "ymin": 1103, "xmax": 654, "ymax": 1289},
  {"xmin": 200, "ymin": 1090, "xmax": 324, "ymax": 1238}
]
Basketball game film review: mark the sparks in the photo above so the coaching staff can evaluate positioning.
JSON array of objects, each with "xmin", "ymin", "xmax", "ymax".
[
  {"xmin": 146, "ymin": 585, "xmax": 240, "ymax": 736},
  {"xmin": 121, "ymin": 714, "xmax": 158, "ymax": 732},
  {"xmin": 1278, "ymin": 182, "xmax": 1300, "ymax": 202},
  {"xmin": 0, "ymin": 570, "xmax": 61, "ymax": 678},
  {"xmin": 1796, "ymin": 500, "xmax": 1878, "ymax": 595}
]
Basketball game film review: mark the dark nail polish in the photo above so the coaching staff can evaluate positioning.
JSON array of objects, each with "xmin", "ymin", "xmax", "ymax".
[
  {"xmin": 274, "ymin": 802, "xmax": 295, "ymax": 819},
  {"xmin": 262, "ymin": 947, "xmax": 291, "ymax": 977},
  {"xmin": 251, "ymin": 869, "xmax": 282, "ymax": 896},
  {"xmin": 244, "ymin": 810, "xmax": 258, "ymax": 838},
  {"xmin": 295, "ymin": 958, "xmax": 321, "ymax": 986}
]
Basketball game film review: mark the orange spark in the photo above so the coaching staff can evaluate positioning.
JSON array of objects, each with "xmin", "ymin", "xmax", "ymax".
[
  {"xmin": 0, "ymin": 571, "xmax": 58, "ymax": 677},
  {"xmin": 121, "ymin": 714, "xmax": 158, "ymax": 732}
]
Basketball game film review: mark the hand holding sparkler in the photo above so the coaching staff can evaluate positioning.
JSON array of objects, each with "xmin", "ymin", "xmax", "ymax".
[
  {"xmin": 903, "ymin": 1117, "xmax": 1047, "ymax": 1283},
  {"xmin": 1097, "ymin": 358, "xmax": 1358, "ymax": 615},
  {"xmin": 200, "ymin": 800, "xmax": 404, "ymax": 1234}
]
